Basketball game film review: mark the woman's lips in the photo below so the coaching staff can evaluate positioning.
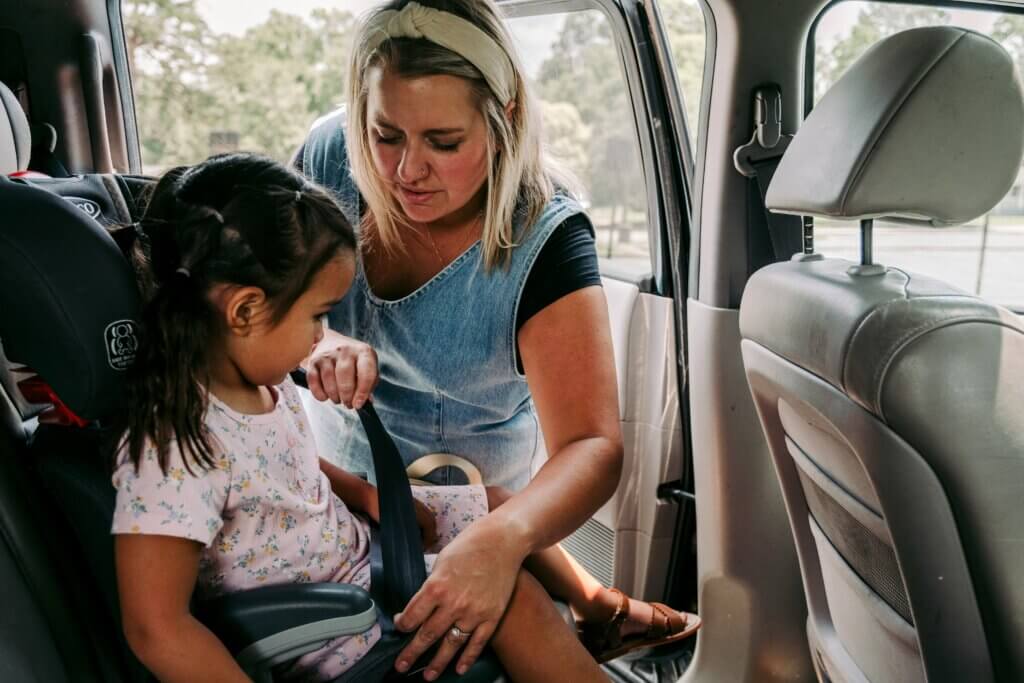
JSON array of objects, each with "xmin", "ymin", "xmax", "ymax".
[{"xmin": 398, "ymin": 186, "xmax": 438, "ymax": 205}]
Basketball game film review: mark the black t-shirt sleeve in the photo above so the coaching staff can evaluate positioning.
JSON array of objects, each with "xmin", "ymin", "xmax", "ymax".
[{"xmin": 516, "ymin": 213, "xmax": 602, "ymax": 333}]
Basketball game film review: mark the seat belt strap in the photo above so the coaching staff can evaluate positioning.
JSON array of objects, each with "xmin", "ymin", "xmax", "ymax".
[
  {"xmin": 734, "ymin": 85, "xmax": 813, "ymax": 273},
  {"xmin": 290, "ymin": 370, "xmax": 426, "ymax": 617},
  {"xmin": 750, "ymin": 155, "xmax": 808, "ymax": 265},
  {"xmin": 356, "ymin": 402, "xmax": 428, "ymax": 615}
]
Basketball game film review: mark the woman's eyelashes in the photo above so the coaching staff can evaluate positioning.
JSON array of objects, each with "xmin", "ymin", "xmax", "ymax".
[
  {"xmin": 430, "ymin": 139, "xmax": 461, "ymax": 152},
  {"xmin": 372, "ymin": 131, "xmax": 461, "ymax": 152}
]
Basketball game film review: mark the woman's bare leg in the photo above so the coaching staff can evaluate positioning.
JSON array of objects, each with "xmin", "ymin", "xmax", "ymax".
[
  {"xmin": 490, "ymin": 569, "xmax": 606, "ymax": 682},
  {"xmin": 486, "ymin": 486, "xmax": 660, "ymax": 635}
]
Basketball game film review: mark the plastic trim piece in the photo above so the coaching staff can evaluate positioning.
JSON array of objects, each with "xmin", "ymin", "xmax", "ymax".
[{"xmin": 237, "ymin": 603, "xmax": 378, "ymax": 673}]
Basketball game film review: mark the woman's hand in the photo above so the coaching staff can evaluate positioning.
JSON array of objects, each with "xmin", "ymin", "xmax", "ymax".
[
  {"xmin": 305, "ymin": 328, "xmax": 379, "ymax": 409},
  {"xmin": 393, "ymin": 518, "xmax": 528, "ymax": 680}
]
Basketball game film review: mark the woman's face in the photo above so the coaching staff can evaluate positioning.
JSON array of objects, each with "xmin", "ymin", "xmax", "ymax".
[{"xmin": 365, "ymin": 66, "xmax": 491, "ymax": 225}]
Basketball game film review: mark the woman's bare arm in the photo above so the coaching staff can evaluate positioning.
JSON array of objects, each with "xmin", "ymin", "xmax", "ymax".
[{"xmin": 394, "ymin": 285, "xmax": 623, "ymax": 675}]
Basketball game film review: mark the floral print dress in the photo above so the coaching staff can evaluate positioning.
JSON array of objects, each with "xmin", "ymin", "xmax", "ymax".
[{"xmin": 111, "ymin": 377, "xmax": 489, "ymax": 680}]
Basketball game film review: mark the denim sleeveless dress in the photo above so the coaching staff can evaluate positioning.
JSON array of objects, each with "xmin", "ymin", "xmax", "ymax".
[{"xmin": 299, "ymin": 109, "xmax": 584, "ymax": 490}]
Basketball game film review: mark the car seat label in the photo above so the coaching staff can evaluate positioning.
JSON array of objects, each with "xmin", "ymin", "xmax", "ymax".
[
  {"xmin": 105, "ymin": 320, "xmax": 138, "ymax": 371},
  {"xmin": 64, "ymin": 196, "xmax": 101, "ymax": 220}
]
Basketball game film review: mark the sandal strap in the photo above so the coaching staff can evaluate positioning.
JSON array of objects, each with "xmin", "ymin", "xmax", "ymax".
[
  {"xmin": 605, "ymin": 588, "xmax": 630, "ymax": 647},
  {"xmin": 647, "ymin": 602, "xmax": 687, "ymax": 639},
  {"xmin": 588, "ymin": 587, "xmax": 630, "ymax": 651}
]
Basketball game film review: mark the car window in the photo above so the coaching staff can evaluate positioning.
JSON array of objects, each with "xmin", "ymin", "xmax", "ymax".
[
  {"xmin": 123, "ymin": 0, "xmax": 705, "ymax": 279},
  {"xmin": 122, "ymin": 1, "xmax": 355, "ymax": 173},
  {"xmin": 659, "ymin": 0, "xmax": 707, "ymax": 150},
  {"xmin": 506, "ymin": 7, "xmax": 655, "ymax": 276},
  {"xmin": 813, "ymin": 1, "xmax": 1024, "ymax": 309}
]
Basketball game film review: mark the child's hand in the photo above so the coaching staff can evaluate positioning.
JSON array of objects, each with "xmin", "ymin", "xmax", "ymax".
[{"xmin": 414, "ymin": 498, "xmax": 439, "ymax": 549}]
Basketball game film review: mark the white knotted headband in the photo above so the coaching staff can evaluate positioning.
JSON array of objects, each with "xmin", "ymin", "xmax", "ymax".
[{"xmin": 363, "ymin": 2, "xmax": 517, "ymax": 105}]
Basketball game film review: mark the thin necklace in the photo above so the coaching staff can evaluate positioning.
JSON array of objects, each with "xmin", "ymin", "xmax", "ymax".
[{"xmin": 413, "ymin": 212, "xmax": 483, "ymax": 268}]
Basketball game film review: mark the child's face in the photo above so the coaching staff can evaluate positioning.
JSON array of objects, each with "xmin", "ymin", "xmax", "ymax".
[{"xmin": 234, "ymin": 253, "xmax": 355, "ymax": 387}]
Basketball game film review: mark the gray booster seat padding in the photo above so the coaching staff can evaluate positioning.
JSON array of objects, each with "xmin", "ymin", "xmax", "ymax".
[
  {"xmin": 0, "ymin": 177, "xmax": 140, "ymax": 420},
  {"xmin": 766, "ymin": 26, "xmax": 1024, "ymax": 225}
]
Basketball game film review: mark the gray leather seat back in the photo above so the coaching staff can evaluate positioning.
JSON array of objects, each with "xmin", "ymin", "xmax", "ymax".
[
  {"xmin": 0, "ymin": 80, "xmax": 30, "ymax": 175},
  {"xmin": 739, "ymin": 26, "xmax": 1024, "ymax": 683}
]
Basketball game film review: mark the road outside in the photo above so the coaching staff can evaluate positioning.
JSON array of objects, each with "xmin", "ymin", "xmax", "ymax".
[
  {"xmin": 593, "ymin": 214, "xmax": 1024, "ymax": 312},
  {"xmin": 815, "ymin": 216, "xmax": 1024, "ymax": 310}
]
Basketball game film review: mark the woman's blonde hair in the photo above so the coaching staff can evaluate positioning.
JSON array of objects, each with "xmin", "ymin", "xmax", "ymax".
[{"xmin": 346, "ymin": 0, "xmax": 574, "ymax": 269}]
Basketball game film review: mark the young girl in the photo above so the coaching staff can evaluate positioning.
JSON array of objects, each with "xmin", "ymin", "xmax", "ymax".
[{"xmin": 111, "ymin": 153, "xmax": 696, "ymax": 683}]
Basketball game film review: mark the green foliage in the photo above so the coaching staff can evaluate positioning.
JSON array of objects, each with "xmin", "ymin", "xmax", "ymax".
[
  {"xmin": 992, "ymin": 14, "xmax": 1024, "ymax": 79},
  {"xmin": 208, "ymin": 9, "xmax": 355, "ymax": 162},
  {"xmin": 124, "ymin": 0, "xmax": 219, "ymax": 167},
  {"xmin": 660, "ymin": 0, "xmax": 706, "ymax": 140},
  {"xmin": 125, "ymin": 0, "xmax": 353, "ymax": 172},
  {"xmin": 532, "ymin": 3, "xmax": 705, "ymax": 219},
  {"xmin": 815, "ymin": 3, "xmax": 950, "ymax": 98},
  {"xmin": 124, "ymin": 0, "xmax": 708, "ymax": 221}
]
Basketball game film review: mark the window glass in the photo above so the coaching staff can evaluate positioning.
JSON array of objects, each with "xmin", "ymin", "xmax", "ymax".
[
  {"xmin": 814, "ymin": 2, "xmax": 1024, "ymax": 308},
  {"xmin": 659, "ymin": 0, "xmax": 707, "ymax": 149},
  {"xmin": 123, "ymin": 1, "xmax": 354, "ymax": 173},
  {"xmin": 124, "ymin": 0, "xmax": 683, "ymax": 276},
  {"xmin": 507, "ymin": 9, "xmax": 651, "ymax": 275}
]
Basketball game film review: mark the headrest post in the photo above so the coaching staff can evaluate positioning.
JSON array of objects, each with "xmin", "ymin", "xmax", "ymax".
[{"xmin": 860, "ymin": 218, "xmax": 873, "ymax": 266}]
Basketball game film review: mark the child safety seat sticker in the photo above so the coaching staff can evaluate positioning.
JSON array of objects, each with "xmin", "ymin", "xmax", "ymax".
[
  {"xmin": 63, "ymin": 196, "xmax": 102, "ymax": 220},
  {"xmin": 105, "ymin": 320, "xmax": 139, "ymax": 370}
]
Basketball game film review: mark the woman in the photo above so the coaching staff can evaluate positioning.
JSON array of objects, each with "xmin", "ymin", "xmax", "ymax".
[{"xmin": 296, "ymin": 0, "xmax": 698, "ymax": 676}]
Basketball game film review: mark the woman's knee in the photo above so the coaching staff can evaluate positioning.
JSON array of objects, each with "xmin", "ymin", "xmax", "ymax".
[{"xmin": 485, "ymin": 485, "xmax": 512, "ymax": 510}]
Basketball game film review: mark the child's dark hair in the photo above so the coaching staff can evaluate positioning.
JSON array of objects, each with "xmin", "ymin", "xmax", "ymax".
[{"xmin": 116, "ymin": 153, "xmax": 356, "ymax": 474}]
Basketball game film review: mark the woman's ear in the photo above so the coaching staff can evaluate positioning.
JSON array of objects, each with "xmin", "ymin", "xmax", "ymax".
[
  {"xmin": 222, "ymin": 286, "xmax": 269, "ymax": 337},
  {"xmin": 504, "ymin": 100, "xmax": 516, "ymax": 123}
]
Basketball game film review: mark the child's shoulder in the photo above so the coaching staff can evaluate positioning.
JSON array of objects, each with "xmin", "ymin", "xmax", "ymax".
[{"xmin": 275, "ymin": 375, "xmax": 314, "ymax": 428}]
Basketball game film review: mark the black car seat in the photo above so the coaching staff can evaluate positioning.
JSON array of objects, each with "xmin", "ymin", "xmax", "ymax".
[
  {"xmin": 739, "ymin": 27, "xmax": 1024, "ymax": 683},
  {"xmin": 0, "ymin": 172, "xmax": 511, "ymax": 682}
]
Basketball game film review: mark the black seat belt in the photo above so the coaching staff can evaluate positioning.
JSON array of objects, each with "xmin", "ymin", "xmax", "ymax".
[
  {"xmin": 733, "ymin": 85, "xmax": 812, "ymax": 275},
  {"xmin": 290, "ymin": 369, "xmax": 425, "ymax": 616},
  {"xmin": 355, "ymin": 401, "xmax": 427, "ymax": 615}
]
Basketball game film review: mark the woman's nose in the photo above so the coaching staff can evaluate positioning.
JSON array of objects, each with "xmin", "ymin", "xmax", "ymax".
[
  {"xmin": 313, "ymin": 318, "xmax": 326, "ymax": 346},
  {"xmin": 397, "ymin": 145, "xmax": 428, "ymax": 183}
]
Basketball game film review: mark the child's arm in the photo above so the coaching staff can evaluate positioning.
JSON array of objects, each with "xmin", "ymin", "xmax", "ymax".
[
  {"xmin": 319, "ymin": 457, "xmax": 380, "ymax": 520},
  {"xmin": 319, "ymin": 458, "xmax": 438, "ymax": 547},
  {"xmin": 115, "ymin": 534, "xmax": 250, "ymax": 683}
]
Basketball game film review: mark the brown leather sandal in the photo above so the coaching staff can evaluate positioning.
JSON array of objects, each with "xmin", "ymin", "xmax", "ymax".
[{"xmin": 580, "ymin": 588, "xmax": 702, "ymax": 664}]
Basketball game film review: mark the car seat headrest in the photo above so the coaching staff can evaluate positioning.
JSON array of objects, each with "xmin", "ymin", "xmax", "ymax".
[
  {"xmin": 767, "ymin": 26, "xmax": 1024, "ymax": 226},
  {"xmin": 0, "ymin": 178, "xmax": 140, "ymax": 421},
  {"xmin": 1, "ymin": 81, "xmax": 31, "ymax": 175}
]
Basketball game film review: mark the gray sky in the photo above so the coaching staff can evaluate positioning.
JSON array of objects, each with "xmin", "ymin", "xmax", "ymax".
[{"xmin": 198, "ymin": 0, "xmax": 385, "ymax": 32}]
